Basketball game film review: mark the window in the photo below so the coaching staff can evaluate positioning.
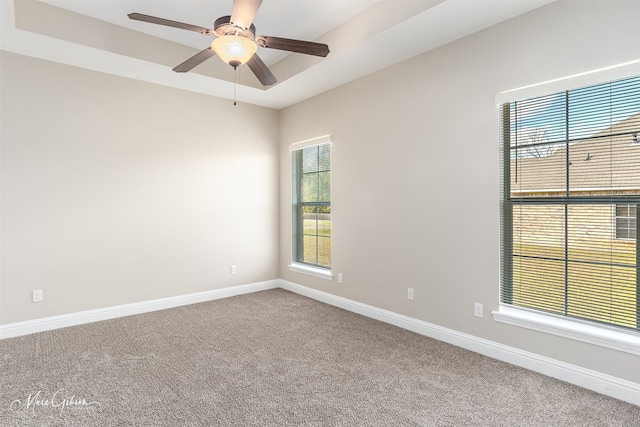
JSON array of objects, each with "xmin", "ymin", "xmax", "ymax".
[
  {"xmin": 291, "ymin": 138, "xmax": 331, "ymax": 273},
  {"xmin": 500, "ymin": 76, "xmax": 640, "ymax": 332},
  {"xmin": 616, "ymin": 204, "xmax": 637, "ymax": 240}
]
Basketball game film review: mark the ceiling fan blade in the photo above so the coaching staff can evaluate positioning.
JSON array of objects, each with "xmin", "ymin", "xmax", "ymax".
[
  {"xmin": 173, "ymin": 48, "xmax": 217, "ymax": 73},
  {"xmin": 247, "ymin": 54, "xmax": 277, "ymax": 86},
  {"xmin": 128, "ymin": 13, "xmax": 211, "ymax": 34},
  {"xmin": 230, "ymin": 0, "xmax": 263, "ymax": 30},
  {"xmin": 257, "ymin": 36, "xmax": 330, "ymax": 57}
]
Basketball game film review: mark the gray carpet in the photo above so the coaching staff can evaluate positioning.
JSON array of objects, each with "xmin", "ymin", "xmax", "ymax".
[{"xmin": 1, "ymin": 289, "xmax": 638, "ymax": 426}]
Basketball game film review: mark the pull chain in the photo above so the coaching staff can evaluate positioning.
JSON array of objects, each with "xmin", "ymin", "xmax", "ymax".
[{"xmin": 233, "ymin": 65, "xmax": 238, "ymax": 106}]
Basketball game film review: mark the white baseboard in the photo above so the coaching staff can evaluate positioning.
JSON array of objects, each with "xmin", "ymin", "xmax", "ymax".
[
  {"xmin": 0, "ymin": 280, "xmax": 279, "ymax": 340},
  {"xmin": 2, "ymin": 278, "xmax": 638, "ymax": 406},
  {"xmin": 278, "ymin": 279, "xmax": 640, "ymax": 407}
]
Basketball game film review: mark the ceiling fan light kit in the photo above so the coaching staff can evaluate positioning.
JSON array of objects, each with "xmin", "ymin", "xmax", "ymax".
[
  {"xmin": 211, "ymin": 36, "xmax": 257, "ymax": 68},
  {"xmin": 128, "ymin": 0, "xmax": 330, "ymax": 86}
]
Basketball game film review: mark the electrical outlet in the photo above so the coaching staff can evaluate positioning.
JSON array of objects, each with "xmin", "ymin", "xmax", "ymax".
[
  {"xmin": 230, "ymin": 265, "xmax": 237, "ymax": 275},
  {"xmin": 474, "ymin": 302, "xmax": 483, "ymax": 317},
  {"xmin": 32, "ymin": 289, "xmax": 43, "ymax": 303},
  {"xmin": 407, "ymin": 288, "xmax": 414, "ymax": 301},
  {"xmin": 338, "ymin": 273, "xmax": 343, "ymax": 283}
]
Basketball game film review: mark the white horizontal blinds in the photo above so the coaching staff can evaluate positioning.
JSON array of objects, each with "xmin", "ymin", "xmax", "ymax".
[
  {"xmin": 568, "ymin": 78, "xmax": 640, "ymax": 195},
  {"xmin": 511, "ymin": 204, "xmax": 566, "ymax": 314},
  {"xmin": 292, "ymin": 142, "xmax": 331, "ymax": 269},
  {"xmin": 502, "ymin": 76, "xmax": 640, "ymax": 331},
  {"xmin": 566, "ymin": 204, "xmax": 636, "ymax": 328}
]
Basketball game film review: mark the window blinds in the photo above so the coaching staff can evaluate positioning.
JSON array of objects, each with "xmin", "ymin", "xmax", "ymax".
[{"xmin": 500, "ymin": 76, "xmax": 640, "ymax": 331}]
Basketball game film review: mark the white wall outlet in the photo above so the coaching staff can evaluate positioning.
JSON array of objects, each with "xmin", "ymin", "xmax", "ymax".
[
  {"xmin": 407, "ymin": 288, "xmax": 414, "ymax": 301},
  {"xmin": 32, "ymin": 289, "xmax": 43, "ymax": 302},
  {"xmin": 474, "ymin": 302, "xmax": 483, "ymax": 317},
  {"xmin": 338, "ymin": 273, "xmax": 343, "ymax": 283},
  {"xmin": 230, "ymin": 265, "xmax": 237, "ymax": 275}
]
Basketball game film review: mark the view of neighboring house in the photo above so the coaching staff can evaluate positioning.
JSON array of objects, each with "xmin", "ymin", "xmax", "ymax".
[
  {"xmin": 508, "ymin": 111, "xmax": 639, "ymax": 329},
  {"xmin": 512, "ymin": 112, "xmax": 640, "ymax": 198}
]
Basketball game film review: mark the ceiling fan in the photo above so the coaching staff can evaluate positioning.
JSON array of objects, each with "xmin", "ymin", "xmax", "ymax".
[{"xmin": 128, "ymin": 0, "xmax": 330, "ymax": 86}]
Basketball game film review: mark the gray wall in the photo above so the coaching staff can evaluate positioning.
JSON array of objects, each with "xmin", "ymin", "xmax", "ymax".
[
  {"xmin": 1, "ymin": 52, "xmax": 280, "ymax": 324},
  {"xmin": 278, "ymin": 0, "xmax": 640, "ymax": 382}
]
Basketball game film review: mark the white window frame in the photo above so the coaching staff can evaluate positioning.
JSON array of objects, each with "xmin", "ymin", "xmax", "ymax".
[
  {"xmin": 289, "ymin": 135, "xmax": 333, "ymax": 280},
  {"xmin": 493, "ymin": 60, "xmax": 640, "ymax": 356}
]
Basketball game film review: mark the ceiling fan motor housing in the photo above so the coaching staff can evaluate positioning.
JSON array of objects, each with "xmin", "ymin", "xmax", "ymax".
[{"xmin": 214, "ymin": 16, "xmax": 256, "ymax": 40}]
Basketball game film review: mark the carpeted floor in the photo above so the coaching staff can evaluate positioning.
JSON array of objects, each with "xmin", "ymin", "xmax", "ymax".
[{"xmin": 1, "ymin": 289, "xmax": 638, "ymax": 426}]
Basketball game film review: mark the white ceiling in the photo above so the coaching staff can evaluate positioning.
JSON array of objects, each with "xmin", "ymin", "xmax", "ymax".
[{"xmin": 1, "ymin": 0, "xmax": 555, "ymax": 109}]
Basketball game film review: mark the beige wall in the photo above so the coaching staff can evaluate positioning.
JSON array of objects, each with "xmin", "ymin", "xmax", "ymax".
[
  {"xmin": 1, "ymin": 52, "xmax": 279, "ymax": 324},
  {"xmin": 279, "ymin": 0, "xmax": 640, "ymax": 382}
]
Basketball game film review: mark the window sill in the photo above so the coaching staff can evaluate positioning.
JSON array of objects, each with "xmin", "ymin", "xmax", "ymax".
[
  {"xmin": 288, "ymin": 264, "xmax": 333, "ymax": 281},
  {"xmin": 492, "ymin": 305, "xmax": 640, "ymax": 356}
]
